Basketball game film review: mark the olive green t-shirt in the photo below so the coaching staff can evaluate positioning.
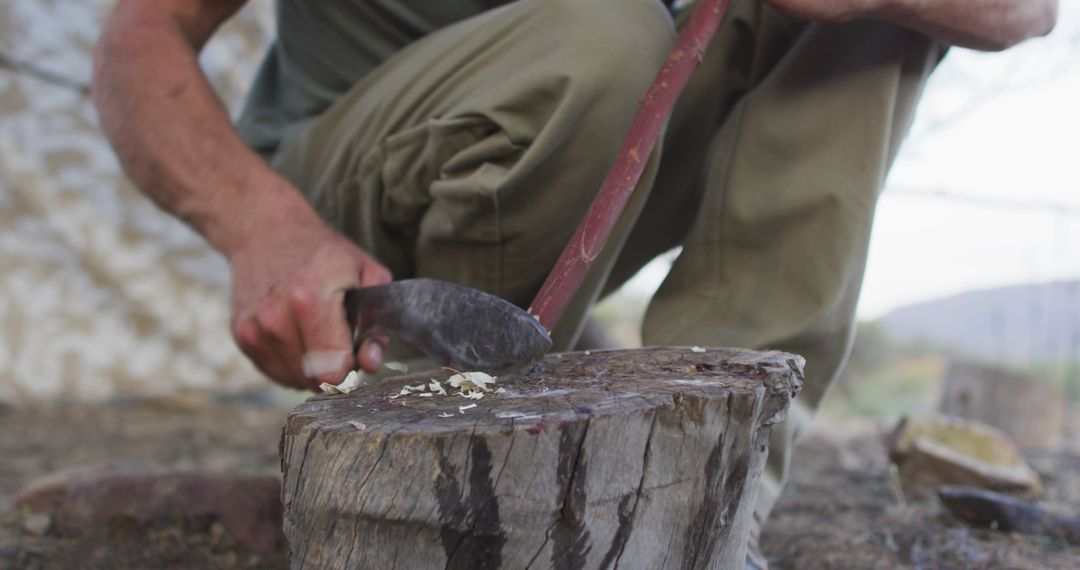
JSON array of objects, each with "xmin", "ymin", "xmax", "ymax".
[{"xmin": 235, "ymin": 0, "xmax": 513, "ymax": 160}]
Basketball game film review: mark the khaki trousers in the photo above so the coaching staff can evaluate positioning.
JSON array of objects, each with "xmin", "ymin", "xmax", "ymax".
[{"xmin": 259, "ymin": 0, "xmax": 944, "ymax": 520}]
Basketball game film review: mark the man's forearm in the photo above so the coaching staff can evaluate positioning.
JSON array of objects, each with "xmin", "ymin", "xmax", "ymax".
[
  {"xmin": 92, "ymin": 0, "xmax": 322, "ymax": 258},
  {"xmin": 868, "ymin": 0, "xmax": 1058, "ymax": 51}
]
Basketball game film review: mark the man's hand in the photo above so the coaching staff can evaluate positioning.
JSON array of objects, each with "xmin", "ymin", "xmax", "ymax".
[
  {"xmin": 762, "ymin": 0, "xmax": 871, "ymax": 23},
  {"xmin": 93, "ymin": 0, "xmax": 394, "ymax": 390},
  {"xmin": 764, "ymin": 0, "xmax": 1057, "ymax": 51},
  {"xmin": 229, "ymin": 217, "xmax": 392, "ymax": 391}
]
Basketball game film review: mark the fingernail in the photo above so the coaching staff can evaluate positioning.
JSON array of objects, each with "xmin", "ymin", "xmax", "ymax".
[
  {"xmin": 363, "ymin": 342, "xmax": 383, "ymax": 366},
  {"xmin": 302, "ymin": 351, "xmax": 351, "ymax": 378}
]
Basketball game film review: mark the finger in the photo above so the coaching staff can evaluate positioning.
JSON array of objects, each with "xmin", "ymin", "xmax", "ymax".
[
  {"xmin": 292, "ymin": 286, "xmax": 357, "ymax": 385},
  {"xmin": 302, "ymin": 351, "xmax": 352, "ymax": 379},
  {"xmin": 289, "ymin": 248, "xmax": 391, "ymax": 383},
  {"xmin": 356, "ymin": 337, "xmax": 385, "ymax": 373},
  {"xmin": 360, "ymin": 258, "xmax": 393, "ymax": 287},
  {"xmin": 235, "ymin": 315, "xmax": 306, "ymax": 390},
  {"xmin": 260, "ymin": 342, "xmax": 306, "ymax": 390},
  {"xmin": 255, "ymin": 295, "xmax": 310, "ymax": 386}
]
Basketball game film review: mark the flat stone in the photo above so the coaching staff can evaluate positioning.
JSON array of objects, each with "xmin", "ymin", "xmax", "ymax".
[
  {"xmin": 13, "ymin": 463, "xmax": 141, "ymax": 513},
  {"xmin": 13, "ymin": 466, "xmax": 284, "ymax": 552},
  {"xmin": 889, "ymin": 414, "xmax": 1042, "ymax": 496}
]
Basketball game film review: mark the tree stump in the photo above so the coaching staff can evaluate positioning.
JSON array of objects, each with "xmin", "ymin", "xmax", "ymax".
[
  {"xmin": 940, "ymin": 359, "xmax": 1065, "ymax": 450},
  {"xmin": 280, "ymin": 347, "xmax": 804, "ymax": 569}
]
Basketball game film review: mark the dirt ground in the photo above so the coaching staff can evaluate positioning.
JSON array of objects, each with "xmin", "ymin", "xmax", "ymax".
[
  {"xmin": 0, "ymin": 395, "xmax": 1076, "ymax": 569},
  {"xmin": 763, "ymin": 424, "xmax": 1080, "ymax": 569}
]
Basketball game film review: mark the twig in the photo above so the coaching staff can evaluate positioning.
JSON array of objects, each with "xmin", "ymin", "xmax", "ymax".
[{"xmin": 0, "ymin": 48, "xmax": 91, "ymax": 95}]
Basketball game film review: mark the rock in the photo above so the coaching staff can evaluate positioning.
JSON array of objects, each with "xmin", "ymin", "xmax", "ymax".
[
  {"xmin": 13, "ymin": 466, "xmax": 284, "ymax": 552},
  {"xmin": 939, "ymin": 485, "xmax": 1080, "ymax": 545},
  {"xmin": 888, "ymin": 414, "xmax": 1042, "ymax": 496},
  {"xmin": 13, "ymin": 463, "xmax": 142, "ymax": 513}
]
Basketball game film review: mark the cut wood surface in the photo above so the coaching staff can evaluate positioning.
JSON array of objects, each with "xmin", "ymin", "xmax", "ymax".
[{"xmin": 281, "ymin": 347, "xmax": 804, "ymax": 569}]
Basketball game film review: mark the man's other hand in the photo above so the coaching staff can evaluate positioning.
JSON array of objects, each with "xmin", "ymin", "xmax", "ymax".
[
  {"xmin": 763, "ymin": 0, "xmax": 1057, "ymax": 51},
  {"xmin": 228, "ymin": 218, "xmax": 392, "ymax": 391},
  {"xmin": 762, "ymin": 0, "xmax": 869, "ymax": 23}
]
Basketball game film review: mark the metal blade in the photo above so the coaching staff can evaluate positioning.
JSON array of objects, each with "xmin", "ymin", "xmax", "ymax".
[{"xmin": 344, "ymin": 278, "xmax": 552, "ymax": 375}]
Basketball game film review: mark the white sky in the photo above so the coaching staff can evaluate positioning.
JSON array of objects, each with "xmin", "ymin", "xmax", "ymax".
[
  {"xmin": 622, "ymin": 2, "xmax": 1080, "ymax": 320},
  {"xmin": 861, "ymin": 1, "xmax": 1080, "ymax": 318}
]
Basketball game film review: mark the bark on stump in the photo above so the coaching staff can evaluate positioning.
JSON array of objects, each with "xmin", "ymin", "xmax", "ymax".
[{"xmin": 280, "ymin": 347, "xmax": 804, "ymax": 569}]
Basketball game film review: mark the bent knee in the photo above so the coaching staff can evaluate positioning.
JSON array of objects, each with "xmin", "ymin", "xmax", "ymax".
[{"xmin": 543, "ymin": 0, "xmax": 676, "ymax": 88}]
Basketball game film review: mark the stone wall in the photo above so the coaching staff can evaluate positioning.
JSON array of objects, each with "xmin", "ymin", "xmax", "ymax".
[{"xmin": 0, "ymin": 0, "xmax": 274, "ymax": 401}]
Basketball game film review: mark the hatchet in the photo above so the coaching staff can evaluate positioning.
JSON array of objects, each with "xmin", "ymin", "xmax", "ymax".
[{"xmin": 343, "ymin": 0, "xmax": 732, "ymax": 375}]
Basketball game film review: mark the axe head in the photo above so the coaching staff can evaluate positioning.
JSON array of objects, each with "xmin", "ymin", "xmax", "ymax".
[{"xmin": 345, "ymin": 278, "xmax": 552, "ymax": 376}]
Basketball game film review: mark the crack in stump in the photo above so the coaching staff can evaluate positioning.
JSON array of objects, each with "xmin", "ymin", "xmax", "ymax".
[{"xmin": 608, "ymin": 409, "xmax": 660, "ymax": 569}]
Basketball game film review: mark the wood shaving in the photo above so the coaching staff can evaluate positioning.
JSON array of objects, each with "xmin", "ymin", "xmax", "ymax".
[
  {"xmin": 458, "ymin": 404, "xmax": 478, "ymax": 414},
  {"xmin": 438, "ymin": 412, "xmax": 454, "ymax": 418},
  {"xmin": 385, "ymin": 371, "xmax": 501, "ymax": 403},
  {"xmin": 691, "ymin": 346, "xmax": 707, "ymax": 353},
  {"xmin": 447, "ymin": 371, "xmax": 497, "ymax": 392},
  {"xmin": 320, "ymin": 370, "xmax": 362, "ymax": 395},
  {"xmin": 389, "ymin": 385, "xmax": 412, "ymax": 399},
  {"xmin": 347, "ymin": 420, "xmax": 367, "ymax": 430},
  {"xmin": 384, "ymin": 361, "xmax": 408, "ymax": 372}
]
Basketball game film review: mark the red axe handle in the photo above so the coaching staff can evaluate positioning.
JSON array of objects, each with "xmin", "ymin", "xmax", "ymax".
[{"xmin": 528, "ymin": 0, "xmax": 733, "ymax": 332}]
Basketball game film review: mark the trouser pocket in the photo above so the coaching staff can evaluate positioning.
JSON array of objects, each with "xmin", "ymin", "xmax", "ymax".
[{"xmin": 351, "ymin": 114, "xmax": 525, "ymax": 295}]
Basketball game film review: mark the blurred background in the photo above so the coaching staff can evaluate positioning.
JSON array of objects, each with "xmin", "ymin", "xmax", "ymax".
[
  {"xmin": 1, "ymin": 1, "xmax": 1077, "ymax": 568},
  {"xmin": 0, "ymin": 0, "xmax": 273, "ymax": 403}
]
